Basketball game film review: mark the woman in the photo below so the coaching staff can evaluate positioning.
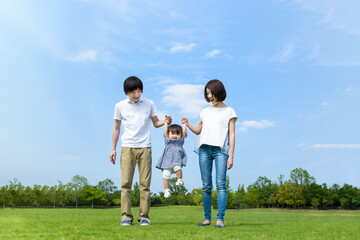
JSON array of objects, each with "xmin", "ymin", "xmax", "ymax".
[{"xmin": 182, "ymin": 79, "xmax": 237, "ymax": 228}]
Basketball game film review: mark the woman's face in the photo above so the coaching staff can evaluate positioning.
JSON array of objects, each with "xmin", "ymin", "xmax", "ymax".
[{"xmin": 206, "ymin": 88, "xmax": 218, "ymax": 105}]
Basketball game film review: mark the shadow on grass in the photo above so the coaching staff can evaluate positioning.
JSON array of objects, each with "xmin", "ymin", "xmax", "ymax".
[{"xmin": 154, "ymin": 221, "xmax": 271, "ymax": 227}]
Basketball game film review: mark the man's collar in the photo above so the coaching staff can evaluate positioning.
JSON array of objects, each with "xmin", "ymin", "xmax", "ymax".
[{"xmin": 127, "ymin": 97, "xmax": 144, "ymax": 104}]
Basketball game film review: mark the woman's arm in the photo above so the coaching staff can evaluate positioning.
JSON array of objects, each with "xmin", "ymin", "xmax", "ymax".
[
  {"xmin": 181, "ymin": 117, "xmax": 202, "ymax": 135},
  {"xmin": 227, "ymin": 118, "xmax": 236, "ymax": 170}
]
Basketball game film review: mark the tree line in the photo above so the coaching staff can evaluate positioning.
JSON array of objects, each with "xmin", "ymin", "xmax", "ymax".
[{"xmin": 1, "ymin": 168, "xmax": 359, "ymax": 210}]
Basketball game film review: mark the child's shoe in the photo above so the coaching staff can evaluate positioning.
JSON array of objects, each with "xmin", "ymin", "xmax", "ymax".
[
  {"xmin": 176, "ymin": 179, "xmax": 184, "ymax": 186},
  {"xmin": 164, "ymin": 189, "xmax": 171, "ymax": 198}
]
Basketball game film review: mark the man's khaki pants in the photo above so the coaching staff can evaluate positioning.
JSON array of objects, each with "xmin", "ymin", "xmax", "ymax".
[{"xmin": 120, "ymin": 147, "xmax": 152, "ymax": 221}]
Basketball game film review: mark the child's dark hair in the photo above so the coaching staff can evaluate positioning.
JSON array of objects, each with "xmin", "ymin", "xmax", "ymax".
[
  {"xmin": 123, "ymin": 76, "xmax": 143, "ymax": 94},
  {"xmin": 204, "ymin": 79, "xmax": 226, "ymax": 102},
  {"xmin": 168, "ymin": 124, "xmax": 183, "ymax": 136}
]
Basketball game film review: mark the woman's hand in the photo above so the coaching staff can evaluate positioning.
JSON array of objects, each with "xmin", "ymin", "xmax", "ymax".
[
  {"xmin": 227, "ymin": 156, "xmax": 233, "ymax": 170},
  {"xmin": 181, "ymin": 117, "xmax": 188, "ymax": 125}
]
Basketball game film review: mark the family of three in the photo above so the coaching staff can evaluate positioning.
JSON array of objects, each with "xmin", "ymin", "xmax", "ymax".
[{"xmin": 109, "ymin": 76, "xmax": 237, "ymax": 228}]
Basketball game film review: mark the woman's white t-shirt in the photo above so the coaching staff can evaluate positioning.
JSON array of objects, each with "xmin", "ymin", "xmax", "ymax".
[{"xmin": 194, "ymin": 106, "xmax": 237, "ymax": 155}]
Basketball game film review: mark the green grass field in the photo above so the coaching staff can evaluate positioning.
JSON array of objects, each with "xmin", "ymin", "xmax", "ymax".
[{"xmin": 1, "ymin": 206, "xmax": 359, "ymax": 239}]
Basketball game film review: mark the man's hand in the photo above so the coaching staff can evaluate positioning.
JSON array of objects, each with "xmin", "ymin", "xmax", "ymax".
[
  {"xmin": 110, "ymin": 150, "xmax": 116, "ymax": 165},
  {"xmin": 165, "ymin": 115, "xmax": 172, "ymax": 125}
]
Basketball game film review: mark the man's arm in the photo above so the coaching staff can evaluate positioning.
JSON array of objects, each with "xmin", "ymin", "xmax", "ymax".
[
  {"xmin": 151, "ymin": 115, "xmax": 172, "ymax": 128},
  {"xmin": 109, "ymin": 119, "xmax": 121, "ymax": 164}
]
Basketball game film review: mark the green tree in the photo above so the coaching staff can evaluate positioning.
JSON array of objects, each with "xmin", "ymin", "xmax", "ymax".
[
  {"xmin": 232, "ymin": 184, "xmax": 246, "ymax": 209},
  {"xmin": 86, "ymin": 186, "xmax": 107, "ymax": 208},
  {"xmin": 67, "ymin": 175, "xmax": 89, "ymax": 208},
  {"xmin": 22, "ymin": 186, "xmax": 35, "ymax": 206},
  {"xmin": 47, "ymin": 185, "xmax": 57, "ymax": 208},
  {"xmin": 311, "ymin": 198, "xmax": 320, "ymax": 209},
  {"xmin": 277, "ymin": 181, "xmax": 306, "ymax": 208},
  {"xmin": 246, "ymin": 176, "xmax": 274, "ymax": 208},
  {"xmin": 0, "ymin": 185, "xmax": 10, "ymax": 208},
  {"xmin": 191, "ymin": 187, "xmax": 203, "ymax": 206},
  {"xmin": 33, "ymin": 184, "xmax": 42, "ymax": 207},
  {"xmin": 290, "ymin": 168, "xmax": 315, "ymax": 186},
  {"xmin": 57, "ymin": 182, "xmax": 67, "ymax": 207},
  {"xmin": 9, "ymin": 178, "xmax": 23, "ymax": 207}
]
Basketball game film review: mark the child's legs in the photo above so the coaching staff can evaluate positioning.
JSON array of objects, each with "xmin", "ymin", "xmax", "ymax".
[
  {"xmin": 162, "ymin": 169, "xmax": 171, "ymax": 189},
  {"xmin": 120, "ymin": 147, "xmax": 137, "ymax": 221},
  {"xmin": 173, "ymin": 165, "xmax": 182, "ymax": 179},
  {"xmin": 199, "ymin": 145, "xmax": 213, "ymax": 222},
  {"xmin": 137, "ymin": 147, "xmax": 152, "ymax": 220}
]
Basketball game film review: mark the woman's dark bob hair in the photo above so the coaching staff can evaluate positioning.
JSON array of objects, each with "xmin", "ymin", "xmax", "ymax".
[
  {"xmin": 123, "ymin": 76, "xmax": 143, "ymax": 94},
  {"xmin": 168, "ymin": 124, "xmax": 183, "ymax": 137},
  {"xmin": 204, "ymin": 79, "xmax": 226, "ymax": 102}
]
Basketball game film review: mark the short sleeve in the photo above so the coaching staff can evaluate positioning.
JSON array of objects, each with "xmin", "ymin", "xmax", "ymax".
[
  {"xmin": 150, "ymin": 100, "xmax": 157, "ymax": 118},
  {"xmin": 200, "ymin": 108, "xmax": 205, "ymax": 120},
  {"xmin": 229, "ymin": 108, "xmax": 237, "ymax": 121},
  {"xmin": 114, "ymin": 103, "xmax": 122, "ymax": 120}
]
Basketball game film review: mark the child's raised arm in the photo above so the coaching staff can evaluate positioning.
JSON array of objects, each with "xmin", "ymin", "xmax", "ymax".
[
  {"xmin": 164, "ymin": 122, "xmax": 169, "ymax": 138},
  {"xmin": 182, "ymin": 123, "xmax": 187, "ymax": 138}
]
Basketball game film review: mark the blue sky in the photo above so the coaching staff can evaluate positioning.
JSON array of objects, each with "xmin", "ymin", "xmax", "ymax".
[{"xmin": 1, "ymin": 0, "xmax": 359, "ymax": 193}]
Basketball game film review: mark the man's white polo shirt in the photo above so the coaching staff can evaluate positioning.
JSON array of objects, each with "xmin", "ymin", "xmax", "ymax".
[{"xmin": 114, "ymin": 97, "xmax": 157, "ymax": 148}]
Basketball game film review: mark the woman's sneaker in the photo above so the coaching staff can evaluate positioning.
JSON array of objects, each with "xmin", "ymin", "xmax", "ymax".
[
  {"xmin": 176, "ymin": 179, "xmax": 184, "ymax": 186},
  {"xmin": 164, "ymin": 189, "xmax": 171, "ymax": 198}
]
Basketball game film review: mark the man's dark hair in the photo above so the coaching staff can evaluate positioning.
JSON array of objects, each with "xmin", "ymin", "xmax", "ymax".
[
  {"xmin": 204, "ymin": 79, "xmax": 226, "ymax": 102},
  {"xmin": 123, "ymin": 76, "xmax": 143, "ymax": 94},
  {"xmin": 168, "ymin": 124, "xmax": 183, "ymax": 137}
]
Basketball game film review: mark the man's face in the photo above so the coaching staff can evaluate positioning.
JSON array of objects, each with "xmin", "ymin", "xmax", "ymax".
[{"xmin": 127, "ymin": 89, "xmax": 142, "ymax": 103}]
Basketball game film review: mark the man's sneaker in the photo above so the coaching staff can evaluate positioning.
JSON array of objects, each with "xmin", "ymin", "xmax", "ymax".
[
  {"xmin": 120, "ymin": 217, "xmax": 133, "ymax": 226},
  {"xmin": 164, "ymin": 189, "xmax": 171, "ymax": 198},
  {"xmin": 176, "ymin": 179, "xmax": 184, "ymax": 186},
  {"xmin": 139, "ymin": 217, "xmax": 150, "ymax": 226}
]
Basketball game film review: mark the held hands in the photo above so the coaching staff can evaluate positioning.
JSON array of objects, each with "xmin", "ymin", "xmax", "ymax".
[
  {"xmin": 109, "ymin": 150, "xmax": 116, "ymax": 165},
  {"xmin": 164, "ymin": 115, "xmax": 172, "ymax": 125},
  {"xmin": 181, "ymin": 117, "xmax": 188, "ymax": 125}
]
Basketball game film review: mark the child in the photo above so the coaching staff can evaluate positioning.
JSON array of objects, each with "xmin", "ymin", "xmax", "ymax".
[
  {"xmin": 156, "ymin": 123, "xmax": 187, "ymax": 198},
  {"xmin": 109, "ymin": 76, "xmax": 172, "ymax": 226},
  {"xmin": 182, "ymin": 79, "xmax": 237, "ymax": 228}
]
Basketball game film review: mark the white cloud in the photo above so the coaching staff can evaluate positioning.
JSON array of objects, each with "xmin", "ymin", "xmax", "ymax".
[
  {"xmin": 237, "ymin": 120, "xmax": 275, "ymax": 132},
  {"xmin": 162, "ymin": 84, "xmax": 207, "ymax": 117},
  {"xmin": 311, "ymin": 144, "xmax": 360, "ymax": 149},
  {"xmin": 66, "ymin": 50, "xmax": 98, "ymax": 63},
  {"xmin": 271, "ymin": 44, "xmax": 296, "ymax": 63},
  {"xmin": 205, "ymin": 49, "xmax": 221, "ymax": 58},
  {"xmin": 320, "ymin": 101, "xmax": 328, "ymax": 107},
  {"xmin": 170, "ymin": 43, "xmax": 197, "ymax": 53}
]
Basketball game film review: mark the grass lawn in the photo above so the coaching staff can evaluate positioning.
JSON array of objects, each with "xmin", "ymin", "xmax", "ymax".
[{"xmin": 1, "ymin": 206, "xmax": 359, "ymax": 239}]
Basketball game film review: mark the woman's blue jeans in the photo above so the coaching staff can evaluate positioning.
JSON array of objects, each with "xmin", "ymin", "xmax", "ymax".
[{"xmin": 199, "ymin": 144, "xmax": 228, "ymax": 222}]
